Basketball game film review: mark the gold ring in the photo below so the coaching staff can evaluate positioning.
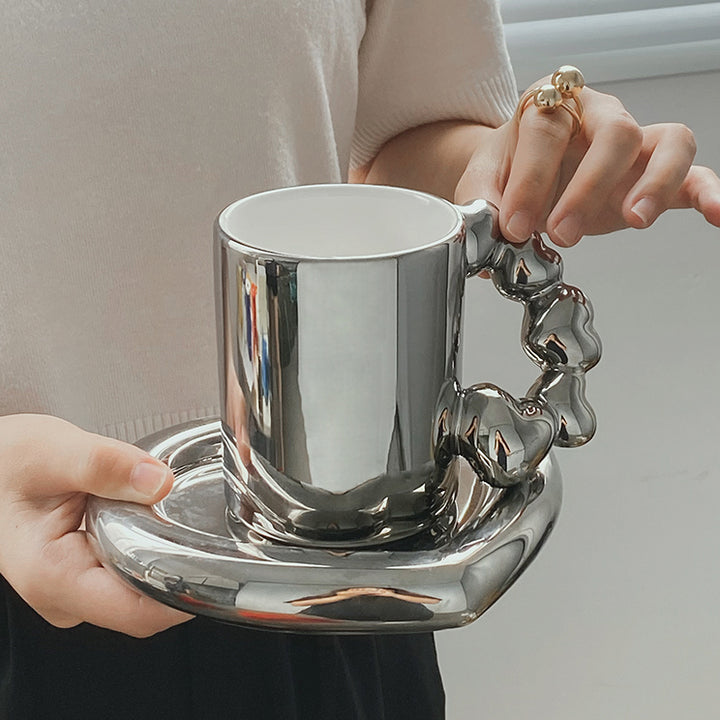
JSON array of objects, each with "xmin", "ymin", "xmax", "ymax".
[
  {"xmin": 514, "ymin": 65, "xmax": 585, "ymax": 137},
  {"xmin": 552, "ymin": 65, "xmax": 585, "ymax": 117}
]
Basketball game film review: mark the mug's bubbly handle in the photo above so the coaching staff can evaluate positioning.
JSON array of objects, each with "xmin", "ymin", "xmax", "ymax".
[{"xmin": 434, "ymin": 199, "xmax": 602, "ymax": 488}]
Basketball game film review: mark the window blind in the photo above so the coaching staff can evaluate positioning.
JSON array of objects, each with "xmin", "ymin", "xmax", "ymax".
[{"xmin": 501, "ymin": 1, "xmax": 720, "ymax": 86}]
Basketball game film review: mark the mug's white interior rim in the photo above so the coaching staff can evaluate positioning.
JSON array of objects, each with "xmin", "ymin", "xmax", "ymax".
[{"xmin": 218, "ymin": 184, "xmax": 463, "ymax": 260}]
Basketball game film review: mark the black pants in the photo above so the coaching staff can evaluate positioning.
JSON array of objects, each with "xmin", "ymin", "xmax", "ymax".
[{"xmin": 0, "ymin": 576, "xmax": 444, "ymax": 720}]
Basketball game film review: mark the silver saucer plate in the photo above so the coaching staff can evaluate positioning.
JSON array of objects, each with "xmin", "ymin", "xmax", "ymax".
[{"xmin": 86, "ymin": 419, "xmax": 561, "ymax": 634}]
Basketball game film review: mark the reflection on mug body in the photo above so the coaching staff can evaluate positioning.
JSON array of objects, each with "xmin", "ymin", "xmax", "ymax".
[{"xmin": 215, "ymin": 184, "xmax": 599, "ymax": 548}]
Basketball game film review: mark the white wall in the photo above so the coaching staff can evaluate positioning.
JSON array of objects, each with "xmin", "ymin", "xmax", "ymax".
[{"xmin": 438, "ymin": 69, "xmax": 720, "ymax": 719}]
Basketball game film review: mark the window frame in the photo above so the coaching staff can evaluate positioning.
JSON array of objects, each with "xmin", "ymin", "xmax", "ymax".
[{"xmin": 501, "ymin": 1, "xmax": 720, "ymax": 87}]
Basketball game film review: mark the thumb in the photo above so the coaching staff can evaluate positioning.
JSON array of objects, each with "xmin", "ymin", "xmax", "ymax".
[
  {"xmin": 5, "ymin": 414, "xmax": 173, "ymax": 504},
  {"xmin": 454, "ymin": 122, "xmax": 513, "ymax": 208}
]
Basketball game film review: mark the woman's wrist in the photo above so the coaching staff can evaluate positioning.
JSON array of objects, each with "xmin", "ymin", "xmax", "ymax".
[{"xmin": 352, "ymin": 120, "xmax": 494, "ymax": 201}]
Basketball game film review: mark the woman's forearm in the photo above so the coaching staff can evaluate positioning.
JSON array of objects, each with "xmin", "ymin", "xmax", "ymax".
[{"xmin": 350, "ymin": 120, "xmax": 494, "ymax": 202}]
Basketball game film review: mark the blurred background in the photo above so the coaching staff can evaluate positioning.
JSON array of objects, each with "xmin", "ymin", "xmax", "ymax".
[{"xmin": 437, "ymin": 2, "xmax": 720, "ymax": 717}]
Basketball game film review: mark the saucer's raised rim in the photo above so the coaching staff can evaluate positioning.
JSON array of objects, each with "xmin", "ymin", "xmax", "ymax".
[{"xmin": 86, "ymin": 418, "xmax": 562, "ymax": 634}]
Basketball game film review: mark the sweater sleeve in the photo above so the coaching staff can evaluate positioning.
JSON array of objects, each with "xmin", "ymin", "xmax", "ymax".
[{"xmin": 351, "ymin": 0, "xmax": 518, "ymax": 169}]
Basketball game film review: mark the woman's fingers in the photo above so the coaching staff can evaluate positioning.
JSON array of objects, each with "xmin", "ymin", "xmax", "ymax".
[
  {"xmin": 499, "ymin": 87, "xmax": 642, "ymax": 245},
  {"xmin": 497, "ymin": 83, "xmax": 715, "ymax": 247},
  {"xmin": 21, "ymin": 530, "xmax": 193, "ymax": 637},
  {"xmin": 621, "ymin": 123, "xmax": 698, "ymax": 229},
  {"xmin": 671, "ymin": 164, "xmax": 720, "ymax": 226},
  {"xmin": 0, "ymin": 414, "xmax": 190, "ymax": 637},
  {"xmin": 545, "ymin": 97, "xmax": 644, "ymax": 246}
]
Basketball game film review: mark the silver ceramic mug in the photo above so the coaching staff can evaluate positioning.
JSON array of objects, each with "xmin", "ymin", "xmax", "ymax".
[{"xmin": 215, "ymin": 184, "xmax": 600, "ymax": 548}]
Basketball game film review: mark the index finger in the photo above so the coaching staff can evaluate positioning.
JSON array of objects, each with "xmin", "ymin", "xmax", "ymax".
[{"xmin": 500, "ymin": 89, "xmax": 575, "ymax": 243}]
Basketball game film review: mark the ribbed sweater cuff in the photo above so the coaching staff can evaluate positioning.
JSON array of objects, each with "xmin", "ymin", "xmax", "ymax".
[
  {"xmin": 99, "ymin": 405, "xmax": 220, "ymax": 444},
  {"xmin": 350, "ymin": 68, "xmax": 518, "ymax": 170}
]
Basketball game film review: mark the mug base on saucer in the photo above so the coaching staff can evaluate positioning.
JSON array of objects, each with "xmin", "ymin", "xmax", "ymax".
[
  {"xmin": 223, "ymin": 448, "xmax": 457, "ymax": 549},
  {"xmin": 86, "ymin": 418, "xmax": 562, "ymax": 634}
]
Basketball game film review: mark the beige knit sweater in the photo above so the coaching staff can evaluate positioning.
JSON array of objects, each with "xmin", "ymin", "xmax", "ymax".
[{"xmin": 0, "ymin": 0, "xmax": 517, "ymax": 442}]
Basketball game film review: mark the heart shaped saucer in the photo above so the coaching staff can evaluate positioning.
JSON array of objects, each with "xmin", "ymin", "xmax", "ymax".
[{"xmin": 86, "ymin": 419, "xmax": 561, "ymax": 634}]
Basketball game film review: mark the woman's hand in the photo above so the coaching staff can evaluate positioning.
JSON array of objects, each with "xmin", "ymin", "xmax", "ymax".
[
  {"xmin": 358, "ymin": 80, "xmax": 720, "ymax": 246},
  {"xmin": 0, "ymin": 414, "xmax": 193, "ymax": 637},
  {"xmin": 455, "ymin": 80, "xmax": 720, "ymax": 246}
]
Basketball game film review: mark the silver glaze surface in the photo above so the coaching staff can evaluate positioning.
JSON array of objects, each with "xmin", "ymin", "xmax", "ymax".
[
  {"xmin": 86, "ymin": 419, "xmax": 561, "ymax": 634},
  {"xmin": 216, "ymin": 186, "xmax": 599, "ymax": 546}
]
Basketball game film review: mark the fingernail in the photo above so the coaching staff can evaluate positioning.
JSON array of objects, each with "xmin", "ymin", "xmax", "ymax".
[
  {"xmin": 506, "ymin": 211, "xmax": 532, "ymax": 243},
  {"xmin": 130, "ymin": 462, "xmax": 170, "ymax": 497},
  {"xmin": 630, "ymin": 197, "xmax": 657, "ymax": 227},
  {"xmin": 552, "ymin": 214, "xmax": 582, "ymax": 247}
]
